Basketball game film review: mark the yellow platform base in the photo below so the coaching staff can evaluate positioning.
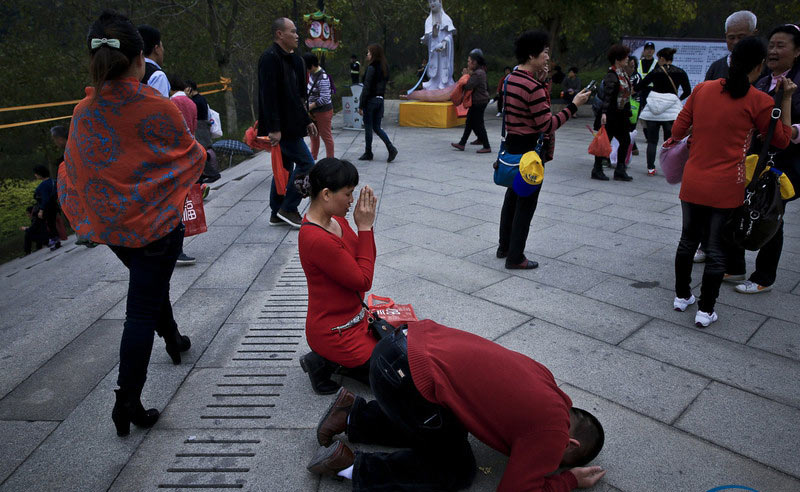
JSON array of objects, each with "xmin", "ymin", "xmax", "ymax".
[{"xmin": 398, "ymin": 101, "xmax": 465, "ymax": 128}]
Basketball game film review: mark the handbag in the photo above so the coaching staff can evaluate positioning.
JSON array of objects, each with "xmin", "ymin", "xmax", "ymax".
[
  {"xmin": 725, "ymin": 88, "xmax": 786, "ymax": 251},
  {"xmin": 367, "ymin": 295, "xmax": 418, "ymax": 324},
  {"xmin": 208, "ymin": 107, "xmax": 223, "ymax": 138},
  {"xmin": 493, "ymin": 74, "xmax": 544, "ymax": 187},
  {"xmin": 659, "ymin": 136, "xmax": 690, "ymax": 184},
  {"xmin": 183, "ymin": 183, "xmax": 208, "ymax": 237}
]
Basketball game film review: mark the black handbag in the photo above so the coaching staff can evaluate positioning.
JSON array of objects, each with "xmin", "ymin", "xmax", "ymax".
[
  {"xmin": 725, "ymin": 88, "xmax": 786, "ymax": 251},
  {"xmin": 361, "ymin": 301, "xmax": 405, "ymax": 341}
]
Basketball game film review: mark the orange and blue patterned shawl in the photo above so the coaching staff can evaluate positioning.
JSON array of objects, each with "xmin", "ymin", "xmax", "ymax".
[{"xmin": 59, "ymin": 78, "xmax": 206, "ymax": 247}]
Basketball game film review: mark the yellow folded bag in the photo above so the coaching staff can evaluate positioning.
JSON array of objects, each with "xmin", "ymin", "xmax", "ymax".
[{"xmin": 744, "ymin": 154, "xmax": 795, "ymax": 200}]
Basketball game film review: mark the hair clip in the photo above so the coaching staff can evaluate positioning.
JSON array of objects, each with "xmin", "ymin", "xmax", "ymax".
[{"xmin": 91, "ymin": 38, "xmax": 121, "ymax": 49}]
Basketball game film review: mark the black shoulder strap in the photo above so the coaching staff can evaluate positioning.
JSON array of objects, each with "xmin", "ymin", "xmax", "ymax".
[
  {"xmin": 749, "ymin": 87, "xmax": 784, "ymax": 192},
  {"xmin": 142, "ymin": 62, "xmax": 159, "ymax": 84}
]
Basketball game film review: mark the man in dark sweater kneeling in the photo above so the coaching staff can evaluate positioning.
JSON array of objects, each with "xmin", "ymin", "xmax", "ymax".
[{"xmin": 307, "ymin": 320, "xmax": 606, "ymax": 491}]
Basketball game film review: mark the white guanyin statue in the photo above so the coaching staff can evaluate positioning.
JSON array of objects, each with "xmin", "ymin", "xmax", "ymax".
[{"xmin": 421, "ymin": 0, "xmax": 455, "ymax": 91}]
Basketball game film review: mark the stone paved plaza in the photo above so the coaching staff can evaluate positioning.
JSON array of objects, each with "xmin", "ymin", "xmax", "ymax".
[{"xmin": 1, "ymin": 102, "xmax": 799, "ymax": 491}]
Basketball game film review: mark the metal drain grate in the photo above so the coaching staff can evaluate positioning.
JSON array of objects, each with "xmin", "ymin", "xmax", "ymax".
[{"xmin": 157, "ymin": 438, "xmax": 260, "ymax": 489}]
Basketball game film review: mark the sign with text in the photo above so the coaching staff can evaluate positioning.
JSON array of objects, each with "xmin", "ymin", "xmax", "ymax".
[{"xmin": 623, "ymin": 36, "xmax": 729, "ymax": 90}]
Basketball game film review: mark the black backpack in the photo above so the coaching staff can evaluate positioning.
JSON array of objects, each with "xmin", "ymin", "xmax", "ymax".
[{"xmin": 725, "ymin": 88, "xmax": 785, "ymax": 250}]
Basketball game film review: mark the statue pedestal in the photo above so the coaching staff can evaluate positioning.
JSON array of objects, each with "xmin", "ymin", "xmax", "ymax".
[{"xmin": 399, "ymin": 101, "xmax": 465, "ymax": 128}]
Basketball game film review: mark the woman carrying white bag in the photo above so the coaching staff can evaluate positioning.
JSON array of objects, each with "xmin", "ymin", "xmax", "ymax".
[{"xmin": 636, "ymin": 47, "xmax": 691, "ymax": 175}]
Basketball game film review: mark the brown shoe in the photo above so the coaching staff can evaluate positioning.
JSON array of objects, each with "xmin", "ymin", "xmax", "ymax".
[
  {"xmin": 317, "ymin": 387, "xmax": 355, "ymax": 446},
  {"xmin": 307, "ymin": 440, "xmax": 355, "ymax": 476},
  {"xmin": 476, "ymin": 148, "xmax": 492, "ymax": 154},
  {"xmin": 450, "ymin": 142, "xmax": 465, "ymax": 151},
  {"xmin": 469, "ymin": 139, "xmax": 481, "ymax": 145}
]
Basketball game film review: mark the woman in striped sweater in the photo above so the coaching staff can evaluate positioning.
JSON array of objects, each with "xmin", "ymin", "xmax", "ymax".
[{"xmin": 498, "ymin": 30, "xmax": 590, "ymax": 269}]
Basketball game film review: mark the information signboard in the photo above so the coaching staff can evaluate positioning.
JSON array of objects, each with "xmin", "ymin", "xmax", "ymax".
[{"xmin": 623, "ymin": 36, "xmax": 729, "ymax": 89}]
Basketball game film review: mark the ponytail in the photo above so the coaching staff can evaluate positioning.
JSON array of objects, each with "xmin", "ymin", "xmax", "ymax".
[
  {"xmin": 723, "ymin": 37, "xmax": 766, "ymax": 99},
  {"xmin": 86, "ymin": 11, "xmax": 144, "ymax": 101}
]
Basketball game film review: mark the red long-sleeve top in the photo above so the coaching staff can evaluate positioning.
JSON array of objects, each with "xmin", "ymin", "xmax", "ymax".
[
  {"xmin": 407, "ymin": 321, "xmax": 579, "ymax": 492},
  {"xmin": 298, "ymin": 216, "xmax": 377, "ymax": 367},
  {"xmin": 672, "ymin": 80, "xmax": 792, "ymax": 209}
]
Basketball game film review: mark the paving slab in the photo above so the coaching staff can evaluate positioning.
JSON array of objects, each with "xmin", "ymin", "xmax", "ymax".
[
  {"xmin": 376, "ymin": 276, "xmax": 531, "ymax": 341},
  {"xmin": 157, "ymin": 366, "xmax": 329, "ymax": 430},
  {"xmin": 675, "ymin": 382, "xmax": 800, "ymax": 478},
  {"xmin": 0, "ymin": 421, "xmax": 57, "ymax": 484},
  {"xmin": 182, "ymin": 224, "xmax": 246, "ymax": 263},
  {"xmin": 620, "ymin": 319, "xmax": 800, "ymax": 409},
  {"xmin": 381, "ymin": 223, "xmax": 495, "ymax": 258},
  {"xmin": 194, "ymin": 243, "xmax": 278, "ymax": 289},
  {"xmin": 583, "ymin": 276, "xmax": 767, "ymax": 344},
  {"xmin": 197, "ymin": 323, "xmax": 309, "ymax": 369},
  {"xmin": 109, "ymin": 429, "xmax": 319, "ymax": 491},
  {"xmin": 212, "ymin": 199, "xmax": 270, "ymax": 227},
  {"xmin": 562, "ymin": 384, "xmax": 800, "ymax": 492},
  {"xmin": 746, "ymin": 317, "xmax": 800, "ymax": 361},
  {"xmin": 534, "ymin": 202, "xmax": 635, "ymax": 232},
  {"xmin": 380, "ymin": 246, "xmax": 510, "ymax": 294},
  {"xmin": 558, "ymin": 244, "xmax": 674, "ymax": 284},
  {"xmin": 0, "ymin": 320, "xmax": 121, "ymax": 421},
  {"xmin": 498, "ymin": 319, "xmax": 709, "ymax": 423},
  {"xmin": 0, "ymin": 364, "xmax": 189, "ymax": 492},
  {"xmin": 475, "ymin": 276, "xmax": 650, "ymax": 344},
  {"xmin": 383, "ymin": 203, "xmax": 484, "ymax": 232},
  {"xmin": 466, "ymin": 247, "xmax": 611, "ymax": 295}
]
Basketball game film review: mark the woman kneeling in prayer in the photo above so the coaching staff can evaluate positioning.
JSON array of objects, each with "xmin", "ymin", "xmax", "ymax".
[{"xmin": 297, "ymin": 158, "xmax": 378, "ymax": 394}]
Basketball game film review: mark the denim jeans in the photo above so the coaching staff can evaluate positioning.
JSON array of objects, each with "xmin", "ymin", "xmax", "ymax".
[
  {"xmin": 363, "ymin": 98, "xmax": 394, "ymax": 154},
  {"xmin": 109, "ymin": 224, "xmax": 184, "ymax": 391},
  {"xmin": 269, "ymin": 137, "xmax": 315, "ymax": 214},
  {"xmin": 674, "ymin": 201, "xmax": 733, "ymax": 312},
  {"xmin": 348, "ymin": 332, "xmax": 476, "ymax": 491}
]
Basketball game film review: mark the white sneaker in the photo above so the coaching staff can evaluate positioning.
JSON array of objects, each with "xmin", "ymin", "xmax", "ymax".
[
  {"xmin": 723, "ymin": 273, "xmax": 746, "ymax": 283},
  {"xmin": 735, "ymin": 280, "xmax": 772, "ymax": 294},
  {"xmin": 496, "ymin": 112, "xmax": 502, "ymax": 117},
  {"xmin": 695, "ymin": 310, "xmax": 718, "ymax": 328},
  {"xmin": 693, "ymin": 249, "xmax": 706, "ymax": 263},
  {"xmin": 673, "ymin": 295, "xmax": 696, "ymax": 312}
]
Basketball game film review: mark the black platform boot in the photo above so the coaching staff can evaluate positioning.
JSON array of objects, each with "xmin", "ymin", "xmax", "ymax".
[
  {"xmin": 299, "ymin": 351, "xmax": 341, "ymax": 395},
  {"xmin": 111, "ymin": 387, "xmax": 160, "ymax": 437}
]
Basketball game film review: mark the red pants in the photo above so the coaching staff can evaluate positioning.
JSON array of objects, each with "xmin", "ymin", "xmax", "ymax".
[{"xmin": 310, "ymin": 109, "xmax": 334, "ymax": 160}]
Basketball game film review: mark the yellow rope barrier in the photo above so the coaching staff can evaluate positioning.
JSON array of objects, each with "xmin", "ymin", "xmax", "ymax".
[
  {"xmin": 0, "ymin": 115, "xmax": 73, "ymax": 130},
  {"xmin": 0, "ymin": 78, "xmax": 231, "ymax": 130}
]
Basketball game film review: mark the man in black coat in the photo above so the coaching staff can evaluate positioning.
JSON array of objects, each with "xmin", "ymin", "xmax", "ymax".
[{"xmin": 258, "ymin": 17, "xmax": 318, "ymax": 228}]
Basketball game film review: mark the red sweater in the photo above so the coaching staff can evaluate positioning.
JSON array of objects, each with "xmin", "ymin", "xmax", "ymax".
[
  {"xmin": 298, "ymin": 216, "xmax": 377, "ymax": 367},
  {"xmin": 407, "ymin": 321, "xmax": 578, "ymax": 492},
  {"xmin": 672, "ymin": 80, "xmax": 792, "ymax": 208},
  {"xmin": 503, "ymin": 68, "xmax": 575, "ymax": 136}
]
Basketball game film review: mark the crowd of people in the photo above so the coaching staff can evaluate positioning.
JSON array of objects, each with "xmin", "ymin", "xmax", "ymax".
[{"xmin": 41, "ymin": 5, "xmax": 799, "ymax": 491}]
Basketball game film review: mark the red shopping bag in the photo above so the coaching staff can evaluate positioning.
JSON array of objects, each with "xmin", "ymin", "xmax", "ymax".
[
  {"xmin": 245, "ymin": 120, "xmax": 289, "ymax": 196},
  {"xmin": 588, "ymin": 125, "xmax": 612, "ymax": 158},
  {"xmin": 183, "ymin": 183, "xmax": 207, "ymax": 237},
  {"xmin": 367, "ymin": 294, "xmax": 419, "ymax": 325}
]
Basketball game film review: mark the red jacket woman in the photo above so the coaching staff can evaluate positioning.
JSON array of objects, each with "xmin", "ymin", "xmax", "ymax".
[{"xmin": 297, "ymin": 158, "xmax": 378, "ymax": 394}]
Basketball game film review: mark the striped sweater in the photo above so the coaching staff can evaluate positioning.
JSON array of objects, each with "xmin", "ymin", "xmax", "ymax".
[
  {"xmin": 503, "ymin": 68, "xmax": 576, "ymax": 136},
  {"xmin": 308, "ymin": 69, "xmax": 333, "ymax": 113}
]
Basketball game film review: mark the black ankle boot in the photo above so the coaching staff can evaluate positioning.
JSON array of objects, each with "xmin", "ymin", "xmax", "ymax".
[
  {"xmin": 158, "ymin": 326, "xmax": 191, "ymax": 365},
  {"xmin": 299, "ymin": 352, "xmax": 341, "ymax": 395},
  {"xmin": 358, "ymin": 152, "xmax": 373, "ymax": 161},
  {"xmin": 112, "ymin": 388, "xmax": 159, "ymax": 437},
  {"xmin": 591, "ymin": 160, "xmax": 609, "ymax": 180}
]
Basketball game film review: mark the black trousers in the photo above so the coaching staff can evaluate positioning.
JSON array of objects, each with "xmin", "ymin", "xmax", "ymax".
[
  {"xmin": 594, "ymin": 112, "xmax": 630, "ymax": 175},
  {"xmin": 499, "ymin": 185, "xmax": 542, "ymax": 265},
  {"xmin": 459, "ymin": 103, "xmax": 490, "ymax": 149},
  {"xmin": 674, "ymin": 201, "xmax": 733, "ymax": 312},
  {"xmin": 109, "ymin": 224, "xmax": 184, "ymax": 391},
  {"xmin": 348, "ymin": 332, "xmax": 476, "ymax": 492},
  {"xmin": 644, "ymin": 120, "xmax": 673, "ymax": 170},
  {"xmin": 726, "ymin": 200, "xmax": 789, "ymax": 287}
]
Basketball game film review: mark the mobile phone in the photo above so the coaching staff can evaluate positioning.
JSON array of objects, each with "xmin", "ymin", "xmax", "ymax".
[{"xmin": 584, "ymin": 80, "xmax": 597, "ymax": 92}]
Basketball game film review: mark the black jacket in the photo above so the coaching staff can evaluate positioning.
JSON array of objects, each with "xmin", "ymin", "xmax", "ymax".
[
  {"xmin": 635, "ymin": 64, "xmax": 691, "ymax": 100},
  {"xmin": 257, "ymin": 43, "xmax": 311, "ymax": 139},
  {"xmin": 359, "ymin": 62, "xmax": 388, "ymax": 110},
  {"xmin": 752, "ymin": 65, "xmax": 800, "ymax": 199}
]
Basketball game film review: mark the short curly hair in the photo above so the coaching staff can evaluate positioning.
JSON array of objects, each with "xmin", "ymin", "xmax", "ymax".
[
  {"xmin": 514, "ymin": 30, "xmax": 549, "ymax": 65},
  {"xmin": 607, "ymin": 44, "xmax": 630, "ymax": 65}
]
